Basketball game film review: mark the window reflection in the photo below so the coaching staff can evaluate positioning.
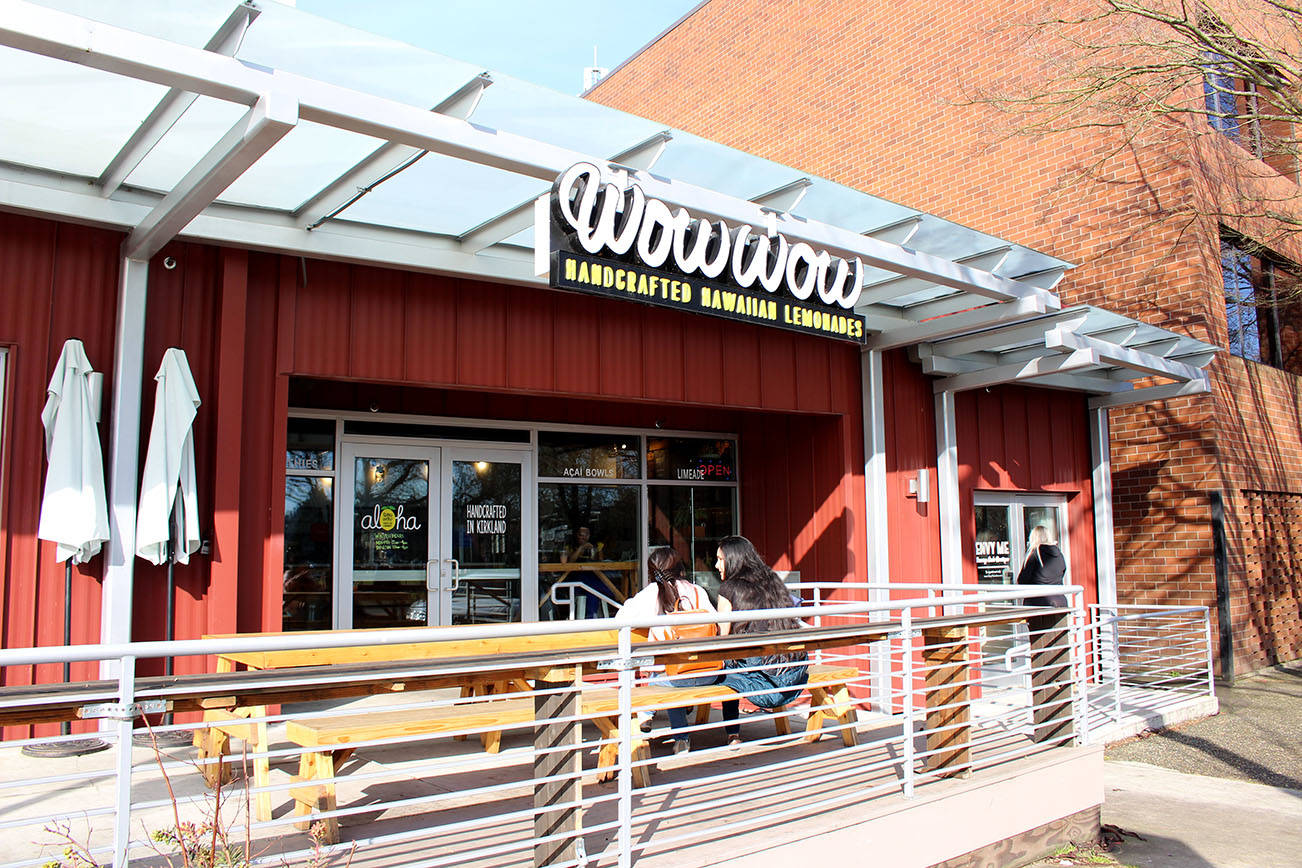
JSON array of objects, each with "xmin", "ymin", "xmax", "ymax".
[
  {"xmin": 283, "ymin": 477, "xmax": 333, "ymax": 631},
  {"xmin": 647, "ymin": 485, "xmax": 736, "ymax": 601},
  {"xmin": 539, "ymin": 431, "xmax": 641, "ymax": 479},
  {"xmin": 538, "ymin": 484, "xmax": 639, "ymax": 620}
]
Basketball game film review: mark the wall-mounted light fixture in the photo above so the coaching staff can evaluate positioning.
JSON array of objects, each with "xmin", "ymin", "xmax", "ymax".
[{"xmin": 906, "ymin": 468, "xmax": 930, "ymax": 503}]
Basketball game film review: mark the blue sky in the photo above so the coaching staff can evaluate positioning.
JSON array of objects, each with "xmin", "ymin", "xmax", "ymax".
[{"xmin": 296, "ymin": 1, "xmax": 705, "ymax": 94}]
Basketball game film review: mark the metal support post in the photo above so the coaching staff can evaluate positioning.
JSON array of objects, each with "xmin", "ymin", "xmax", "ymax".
[
  {"xmin": 900, "ymin": 609, "xmax": 915, "ymax": 798},
  {"xmin": 112, "ymin": 655, "xmax": 138, "ymax": 868}
]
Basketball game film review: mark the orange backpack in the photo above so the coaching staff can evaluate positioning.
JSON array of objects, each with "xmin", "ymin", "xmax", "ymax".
[{"xmin": 663, "ymin": 587, "xmax": 722, "ymax": 677}]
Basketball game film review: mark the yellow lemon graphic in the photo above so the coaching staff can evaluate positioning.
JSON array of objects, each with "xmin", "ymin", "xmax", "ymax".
[{"xmin": 379, "ymin": 507, "xmax": 397, "ymax": 531}]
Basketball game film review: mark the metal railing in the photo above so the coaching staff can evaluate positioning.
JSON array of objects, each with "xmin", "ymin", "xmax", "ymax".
[
  {"xmin": 0, "ymin": 586, "xmax": 1092, "ymax": 868},
  {"xmin": 1080, "ymin": 603, "xmax": 1216, "ymax": 738}
]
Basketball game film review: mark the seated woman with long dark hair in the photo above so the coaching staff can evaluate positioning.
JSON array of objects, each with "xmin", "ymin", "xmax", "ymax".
[
  {"xmin": 617, "ymin": 546, "xmax": 720, "ymax": 753},
  {"xmin": 714, "ymin": 535, "xmax": 809, "ymax": 748}
]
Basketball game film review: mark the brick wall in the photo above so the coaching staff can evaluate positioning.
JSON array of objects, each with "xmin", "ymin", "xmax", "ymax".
[{"xmin": 592, "ymin": 0, "xmax": 1302, "ymax": 673}]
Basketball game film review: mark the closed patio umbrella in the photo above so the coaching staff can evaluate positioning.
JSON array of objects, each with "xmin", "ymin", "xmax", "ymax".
[
  {"xmin": 136, "ymin": 347, "xmax": 201, "ymax": 568},
  {"xmin": 29, "ymin": 338, "xmax": 109, "ymax": 756},
  {"xmin": 134, "ymin": 348, "xmax": 202, "ymax": 744},
  {"xmin": 38, "ymin": 339, "xmax": 108, "ymax": 564}
]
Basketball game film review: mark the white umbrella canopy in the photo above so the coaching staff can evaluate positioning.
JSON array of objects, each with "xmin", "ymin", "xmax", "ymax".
[
  {"xmin": 37, "ymin": 338, "xmax": 109, "ymax": 565},
  {"xmin": 135, "ymin": 348, "xmax": 202, "ymax": 566}
]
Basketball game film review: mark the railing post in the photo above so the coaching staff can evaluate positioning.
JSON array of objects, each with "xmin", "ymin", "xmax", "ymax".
[
  {"xmin": 1028, "ymin": 612, "xmax": 1074, "ymax": 745},
  {"xmin": 1111, "ymin": 609, "xmax": 1123, "ymax": 723},
  {"xmin": 900, "ymin": 609, "xmax": 915, "ymax": 798},
  {"xmin": 616, "ymin": 625, "xmax": 633, "ymax": 868},
  {"xmin": 1071, "ymin": 598, "xmax": 1088, "ymax": 746},
  {"xmin": 112, "ymin": 654, "xmax": 137, "ymax": 868},
  {"xmin": 1202, "ymin": 607, "xmax": 1216, "ymax": 699},
  {"xmin": 532, "ymin": 658, "xmax": 583, "ymax": 867}
]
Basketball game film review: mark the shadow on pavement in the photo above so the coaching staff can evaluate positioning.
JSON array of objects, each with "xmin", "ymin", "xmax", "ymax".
[
  {"xmin": 1153, "ymin": 728, "xmax": 1302, "ymax": 792},
  {"xmin": 1111, "ymin": 831, "xmax": 1218, "ymax": 868}
]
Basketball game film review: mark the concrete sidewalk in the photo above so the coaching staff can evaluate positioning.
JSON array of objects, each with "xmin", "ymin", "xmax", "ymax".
[
  {"xmin": 1027, "ymin": 661, "xmax": 1302, "ymax": 868},
  {"xmin": 1101, "ymin": 760, "xmax": 1302, "ymax": 867}
]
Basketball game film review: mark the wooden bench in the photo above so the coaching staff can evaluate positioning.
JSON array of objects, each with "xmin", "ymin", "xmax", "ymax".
[
  {"xmin": 285, "ymin": 665, "xmax": 861, "ymax": 843},
  {"xmin": 194, "ymin": 626, "xmax": 620, "ymax": 822}
]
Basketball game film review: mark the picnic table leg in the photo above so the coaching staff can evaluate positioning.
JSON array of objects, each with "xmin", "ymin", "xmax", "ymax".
[
  {"xmin": 195, "ymin": 657, "xmax": 237, "ymax": 787},
  {"xmin": 194, "ymin": 717, "xmax": 231, "ymax": 787},
  {"xmin": 922, "ymin": 626, "xmax": 971, "ymax": 778},
  {"xmin": 804, "ymin": 685, "xmax": 858, "ymax": 747},
  {"xmin": 533, "ymin": 668, "xmax": 583, "ymax": 868},
  {"xmin": 292, "ymin": 751, "xmax": 340, "ymax": 845},
  {"xmin": 248, "ymin": 706, "xmax": 273, "ymax": 823}
]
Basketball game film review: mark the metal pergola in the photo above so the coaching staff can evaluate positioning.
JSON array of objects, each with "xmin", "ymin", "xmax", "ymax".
[{"xmin": 0, "ymin": 0, "xmax": 1216, "ymax": 645}]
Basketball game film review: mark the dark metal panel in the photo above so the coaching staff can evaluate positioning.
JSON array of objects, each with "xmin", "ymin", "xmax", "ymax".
[
  {"xmin": 794, "ymin": 339, "xmax": 833, "ymax": 413},
  {"xmin": 721, "ymin": 326, "xmax": 762, "ymax": 408},
  {"xmin": 681, "ymin": 315, "xmax": 724, "ymax": 406},
  {"xmin": 758, "ymin": 330, "xmax": 798, "ymax": 411},
  {"xmin": 597, "ymin": 300, "xmax": 645, "ymax": 399},
  {"xmin": 294, "ymin": 259, "xmax": 351, "ymax": 378},
  {"xmin": 641, "ymin": 306, "xmax": 684, "ymax": 402},
  {"xmin": 403, "ymin": 272, "xmax": 459, "ymax": 385},
  {"xmin": 456, "ymin": 280, "xmax": 509, "ymax": 387},
  {"xmin": 505, "ymin": 284, "xmax": 556, "ymax": 393},
  {"xmin": 349, "ymin": 265, "xmax": 406, "ymax": 382},
  {"xmin": 552, "ymin": 288, "xmax": 603, "ymax": 395}
]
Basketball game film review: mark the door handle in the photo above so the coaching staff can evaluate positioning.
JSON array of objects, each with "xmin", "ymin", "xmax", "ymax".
[
  {"xmin": 425, "ymin": 559, "xmax": 440, "ymax": 592},
  {"xmin": 445, "ymin": 558, "xmax": 461, "ymax": 591}
]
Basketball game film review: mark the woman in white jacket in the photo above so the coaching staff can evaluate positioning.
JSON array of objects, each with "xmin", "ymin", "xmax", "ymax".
[{"xmin": 618, "ymin": 547, "xmax": 719, "ymax": 752}]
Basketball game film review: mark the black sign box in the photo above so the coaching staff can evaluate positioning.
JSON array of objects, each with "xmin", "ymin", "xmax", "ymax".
[{"xmin": 550, "ymin": 250, "xmax": 868, "ymax": 345}]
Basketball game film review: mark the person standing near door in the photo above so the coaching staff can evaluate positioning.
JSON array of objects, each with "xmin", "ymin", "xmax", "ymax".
[{"xmin": 1017, "ymin": 524, "xmax": 1067, "ymax": 609}]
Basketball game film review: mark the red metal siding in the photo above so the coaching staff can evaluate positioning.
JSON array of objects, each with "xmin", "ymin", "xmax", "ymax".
[
  {"xmin": 956, "ymin": 386, "xmax": 1099, "ymax": 607},
  {"xmin": 885, "ymin": 350, "xmax": 943, "ymax": 581},
  {"xmin": 0, "ymin": 215, "xmax": 122, "ymax": 735}
]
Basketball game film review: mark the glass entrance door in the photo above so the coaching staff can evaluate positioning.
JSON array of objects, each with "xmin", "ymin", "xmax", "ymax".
[
  {"xmin": 443, "ymin": 448, "xmax": 531, "ymax": 625},
  {"xmin": 972, "ymin": 494, "xmax": 1070, "ymax": 587},
  {"xmin": 339, "ymin": 443, "xmax": 441, "ymax": 629}
]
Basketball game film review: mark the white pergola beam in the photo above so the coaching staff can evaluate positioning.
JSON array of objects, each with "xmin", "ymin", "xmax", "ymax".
[
  {"xmin": 460, "ymin": 129, "xmax": 672, "ymax": 254},
  {"xmin": 930, "ymin": 310, "xmax": 1090, "ymax": 357},
  {"xmin": 1011, "ymin": 266, "xmax": 1069, "ymax": 290},
  {"xmin": 97, "ymin": 1, "xmax": 259, "ymax": 196},
  {"xmin": 864, "ymin": 296, "xmax": 1049, "ymax": 350},
  {"xmin": 750, "ymin": 177, "xmax": 812, "ymax": 213},
  {"xmin": 124, "ymin": 92, "xmax": 298, "ymax": 260},
  {"xmin": 1088, "ymin": 377, "xmax": 1210, "ymax": 409},
  {"xmin": 297, "ymin": 72, "xmax": 493, "ymax": 229},
  {"xmin": 932, "ymin": 347, "xmax": 1101, "ymax": 393},
  {"xmin": 857, "ymin": 246, "xmax": 1013, "ymax": 307},
  {"xmin": 863, "ymin": 215, "xmax": 922, "ymax": 246},
  {"xmin": 1046, "ymin": 328, "xmax": 1208, "ymax": 382},
  {"xmin": 1, "ymin": 1, "xmax": 1061, "ymax": 309}
]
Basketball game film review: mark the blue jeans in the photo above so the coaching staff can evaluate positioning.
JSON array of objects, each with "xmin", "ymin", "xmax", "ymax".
[
  {"xmin": 650, "ymin": 672, "xmax": 722, "ymax": 739},
  {"xmin": 719, "ymin": 658, "xmax": 810, "ymax": 736}
]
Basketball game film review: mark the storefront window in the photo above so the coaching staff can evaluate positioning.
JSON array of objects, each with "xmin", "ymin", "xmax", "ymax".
[
  {"xmin": 283, "ymin": 476, "xmax": 334, "ymax": 631},
  {"xmin": 648, "ymin": 437, "xmax": 736, "ymax": 482},
  {"xmin": 648, "ymin": 485, "xmax": 737, "ymax": 599},
  {"xmin": 538, "ymin": 483, "xmax": 640, "ymax": 620},
  {"xmin": 287, "ymin": 417, "xmax": 335, "ymax": 471},
  {"xmin": 539, "ymin": 431, "xmax": 641, "ymax": 480}
]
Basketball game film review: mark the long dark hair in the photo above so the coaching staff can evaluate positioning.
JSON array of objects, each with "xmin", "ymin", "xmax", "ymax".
[
  {"xmin": 647, "ymin": 546, "xmax": 688, "ymax": 615},
  {"xmin": 717, "ymin": 535, "xmax": 802, "ymax": 634}
]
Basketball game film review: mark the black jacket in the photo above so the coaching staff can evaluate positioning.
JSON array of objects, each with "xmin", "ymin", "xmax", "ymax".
[{"xmin": 1016, "ymin": 544, "xmax": 1067, "ymax": 608}]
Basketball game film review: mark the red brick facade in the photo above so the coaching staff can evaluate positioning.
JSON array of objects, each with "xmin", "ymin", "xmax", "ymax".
[{"xmin": 590, "ymin": 0, "xmax": 1302, "ymax": 674}]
